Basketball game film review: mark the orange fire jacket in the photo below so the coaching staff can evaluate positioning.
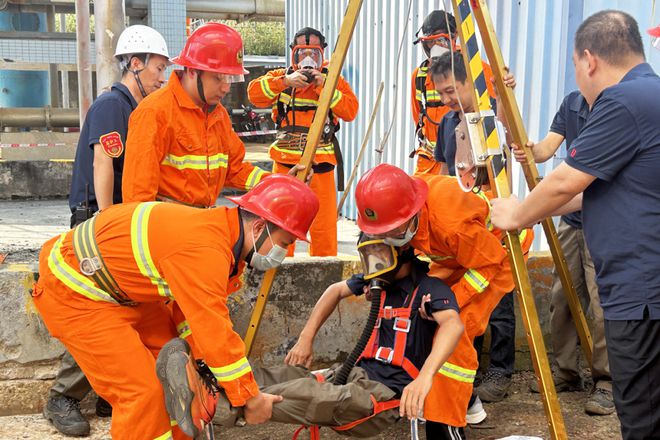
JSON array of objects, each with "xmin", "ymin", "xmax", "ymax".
[
  {"xmin": 411, "ymin": 174, "xmax": 532, "ymax": 308},
  {"xmin": 46, "ymin": 202, "xmax": 259, "ymax": 406},
  {"xmin": 122, "ymin": 71, "xmax": 267, "ymax": 207},
  {"xmin": 247, "ymin": 67, "xmax": 358, "ymax": 165}
]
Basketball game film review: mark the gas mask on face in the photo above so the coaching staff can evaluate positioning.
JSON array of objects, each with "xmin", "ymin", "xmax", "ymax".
[
  {"xmin": 358, "ymin": 235, "xmax": 416, "ymax": 285},
  {"xmin": 248, "ymin": 222, "xmax": 287, "ymax": 271},
  {"xmin": 291, "ymin": 46, "xmax": 324, "ymax": 71}
]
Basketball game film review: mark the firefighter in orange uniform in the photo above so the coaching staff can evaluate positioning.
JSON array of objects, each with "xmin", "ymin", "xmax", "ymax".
[
  {"xmin": 247, "ymin": 27, "xmax": 359, "ymax": 256},
  {"xmin": 355, "ymin": 164, "xmax": 532, "ymax": 438},
  {"xmin": 410, "ymin": 11, "xmax": 495, "ymax": 175},
  {"xmin": 122, "ymin": 23, "xmax": 269, "ymax": 208},
  {"xmin": 32, "ymin": 174, "xmax": 320, "ymax": 440}
]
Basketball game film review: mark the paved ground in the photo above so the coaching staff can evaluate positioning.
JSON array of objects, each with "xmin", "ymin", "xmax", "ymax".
[
  {"xmin": 0, "ymin": 372, "xmax": 621, "ymax": 439},
  {"xmin": 0, "ymin": 198, "xmax": 360, "ymax": 261}
]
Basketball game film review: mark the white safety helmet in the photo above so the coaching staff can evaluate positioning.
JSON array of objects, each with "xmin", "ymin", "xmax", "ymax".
[{"xmin": 114, "ymin": 25, "xmax": 170, "ymax": 59}]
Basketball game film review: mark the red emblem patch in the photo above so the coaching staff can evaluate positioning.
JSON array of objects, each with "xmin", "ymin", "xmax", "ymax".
[
  {"xmin": 99, "ymin": 132, "xmax": 124, "ymax": 158},
  {"xmin": 570, "ymin": 148, "xmax": 577, "ymax": 158}
]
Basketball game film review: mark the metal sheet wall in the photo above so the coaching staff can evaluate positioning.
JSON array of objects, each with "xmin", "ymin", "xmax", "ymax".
[{"xmin": 285, "ymin": 0, "xmax": 660, "ymax": 250}]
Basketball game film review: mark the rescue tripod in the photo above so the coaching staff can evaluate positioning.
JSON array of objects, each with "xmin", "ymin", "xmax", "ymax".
[{"xmin": 448, "ymin": 1, "xmax": 594, "ymax": 439}]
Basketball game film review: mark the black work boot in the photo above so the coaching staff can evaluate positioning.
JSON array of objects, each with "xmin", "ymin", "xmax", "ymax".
[
  {"xmin": 43, "ymin": 394, "xmax": 90, "ymax": 437},
  {"xmin": 477, "ymin": 370, "xmax": 512, "ymax": 402},
  {"xmin": 95, "ymin": 396, "xmax": 112, "ymax": 418}
]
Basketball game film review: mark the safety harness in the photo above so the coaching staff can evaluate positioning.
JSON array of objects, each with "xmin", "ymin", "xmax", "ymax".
[
  {"xmin": 411, "ymin": 59, "xmax": 444, "ymax": 158},
  {"xmin": 292, "ymin": 286, "xmax": 423, "ymax": 439},
  {"xmin": 272, "ymin": 66, "xmax": 345, "ymax": 190},
  {"xmin": 72, "ymin": 216, "xmax": 136, "ymax": 306}
]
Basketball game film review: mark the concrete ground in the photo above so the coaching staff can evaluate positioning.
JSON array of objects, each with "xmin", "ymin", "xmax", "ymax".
[
  {"xmin": 0, "ymin": 372, "xmax": 622, "ymax": 439},
  {"xmin": 0, "ymin": 198, "xmax": 360, "ymax": 261}
]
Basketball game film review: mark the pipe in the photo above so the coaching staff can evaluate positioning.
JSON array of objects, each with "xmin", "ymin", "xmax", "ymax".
[
  {"xmin": 0, "ymin": 107, "xmax": 269, "ymax": 127},
  {"xmin": 6, "ymin": 0, "xmax": 284, "ymax": 18},
  {"xmin": 75, "ymin": 0, "xmax": 93, "ymax": 125},
  {"xmin": 94, "ymin": 0, "xmax": 125, "ymax": 94},
  {"xmin": 0, "ymin": 107, "xmax": 79, "ymax": 128}
]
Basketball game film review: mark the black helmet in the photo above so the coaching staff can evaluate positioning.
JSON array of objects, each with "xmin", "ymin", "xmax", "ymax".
[
  {"xmin": 420, "ymin": 10, "xmax": 456, "ymax": 37},
  {"xmin": 290, "ymin": 27, "xmax": 327, "ymax": 49}
]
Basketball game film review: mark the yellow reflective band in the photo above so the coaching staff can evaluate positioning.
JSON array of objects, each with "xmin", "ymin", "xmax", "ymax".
[
  {"xmin": 438, "ymin": 361, "xmax": 476, "ymax": 383},
  {"xmin": 245, "ymin": 167, "xmax": 266, "ymax": 190},
  {"xmin": 260, "ymin": 78, "xmax": 276, "ymax": 99},
  {"xmin": 130, "ymin": 203, "xmax": 172, "ymax": 298},
  {"xmin": 270, "ymin": 143, "xmax": 334, "ymax": 156},
  {"xmin": 176, "ymin": 321, "xmax": 192, "ymax": 339},
  {"xmin": 519, "ymin": 228, "xmax": 528, "ymax": 243},
  {"xmin": 170, "ymin": 419, "xmax": 178, "ymax": 427},
  {"xmin": 428, "ymin": 254, "xmax": 455, "ymax": 262},
  {"xmin": 162, "ymin": 153, "xmax": 228, "ymax": 171},
  {"xmin": 278, "ymin": 93, "xmax": 319, "ymax": 107},
  {"xmin": 210, "ymin": 357, "xmax": 252, "ymax": 382},
  {"xmin": 48, "ymin": 234, "xmax": 119, "ymax": 304},
  {"xmin": 153, "ymin": 430, "xmax": 173, "ymax": 440},
  {"xmin": 472, "ymin": 190, "xmax": 493, "ymax": 231},
  {"xmin": 463, "ymin": 268, "xmax": 489, "ymax": 293},
  {"xmin": 329, "ymin": 89, "xmax": 343, "ymax": 108}
]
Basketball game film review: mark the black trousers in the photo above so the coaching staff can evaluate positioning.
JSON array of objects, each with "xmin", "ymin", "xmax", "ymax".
[
  {"xmin": 605, "ymin": 312, "xmax": 660, "ymax": 440},
  {"xmin": 474, "ymin": 291, "xmax": 516, "ymax": 376},
  {"xmin": 425, "ymin": 421, "xmax": 466, "ymax": 440}
]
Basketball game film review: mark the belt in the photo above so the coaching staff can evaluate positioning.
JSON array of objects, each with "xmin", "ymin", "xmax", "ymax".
[{"xmin": 72, "ymin": 216, "xmax": 136, "ymax": 306}]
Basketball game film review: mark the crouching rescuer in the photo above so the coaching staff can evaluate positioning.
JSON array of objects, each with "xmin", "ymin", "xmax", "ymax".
[
  {"xmin": 156, "ymin": 235, "xmax": 464, "ymax": 438},
  {"xmin": 31, "ymin": 174, "xmax": 319, "ymax": 439}
]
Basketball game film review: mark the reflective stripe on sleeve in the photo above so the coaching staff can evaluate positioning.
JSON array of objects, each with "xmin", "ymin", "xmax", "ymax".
[
  {"xmin": 260, "ymin": 77, "xmax": 277, "ymax": 99},
  {"xmin": 209, "ymin": 357, "xmax": 252, "ymax": 382},
  {"xmin": 245, "ymin": 167, "xmax": 267, "ymax": 190},
  {"xmin": 463, "ymin": 268, "xmax": 489, "ymax": 293},
  {"xmin": 437, "ymin": 361, "xmax": 476, "ymax": 383}
]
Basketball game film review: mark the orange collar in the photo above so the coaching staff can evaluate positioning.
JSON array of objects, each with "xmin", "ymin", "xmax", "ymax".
[
  {"xmin": 410, "ymin": 204, "xmax": 431, "ymax": 255},
  {"xmin": 168, "ymin": 70, "xmax": 202, "ymax": 110}
]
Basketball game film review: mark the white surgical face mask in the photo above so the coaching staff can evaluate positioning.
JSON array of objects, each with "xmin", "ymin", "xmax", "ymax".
[
  {"xmin": 249, "ymin": 224, "xmax": 288, "ymax": 271},
  {"xmin": 382, "ymin": 216, "xmax": 419, "ymax": 247}
]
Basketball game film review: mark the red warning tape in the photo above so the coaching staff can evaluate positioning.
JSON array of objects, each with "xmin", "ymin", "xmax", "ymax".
[
  {"xmin": 235, "ymin": 129, "xmax": 277, "ymax": 138},
  {"xmin": 0, "ymin": 142, "xmax": 71, "ymax": 148}
]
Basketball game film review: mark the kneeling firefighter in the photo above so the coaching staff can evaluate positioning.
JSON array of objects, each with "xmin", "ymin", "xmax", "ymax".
[
  {"xmin": 157, "ymin": 235, "xmax": 464, "ymax": 439},
  {"xmin": 247, "ymin": 27, "xmax": 359, "ymax": 257},
  {"xmin": 32, "ymin": 174, "xmax": 319, "ymax": 440}
]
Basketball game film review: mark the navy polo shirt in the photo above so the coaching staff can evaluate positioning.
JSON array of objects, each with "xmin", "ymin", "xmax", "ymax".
[
  {"xmin": 434, "ymin": 98, "xmax": 497, "ymax": 176},
  {"xmin": 346, "ymin": 259, "xmax": 459, "ymax": 396},
  {"xmin": 549, "ymin": 91, "xmax": 589, "ymax": 229},
  {"xmin": 69, "ymin": 82, "xmax": 138, "ymax": 211},
  {"xmin": 565, "ymin": 63, "xmax": 660, "ymax": 320}
]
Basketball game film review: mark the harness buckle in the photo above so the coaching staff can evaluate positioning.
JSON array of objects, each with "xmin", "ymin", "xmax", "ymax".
[
  {"xmin": 382, "ymin": 306, "xmax": 395, "ymax": 320},
  {"xmin": 374, "ymin": 347, "xmax": 394, "ymax": 364},
  {"xmin": 393, "ymin": 317, "xmax": 411, "ymax": 333},
  {"xmin": 374, "ymin": 317, "xmax": 381, "ymax": 329},
  {"xmin": 79, "ymin": 256, "xmax": 102, "ymax": 276}
]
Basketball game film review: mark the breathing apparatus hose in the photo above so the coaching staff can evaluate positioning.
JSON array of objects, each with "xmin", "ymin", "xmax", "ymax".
[{"xmin": 333, "ymin": 280, "xmax": 384, "ymax": 385}]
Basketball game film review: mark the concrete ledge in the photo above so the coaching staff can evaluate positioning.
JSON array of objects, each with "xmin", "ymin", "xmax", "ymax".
[
  {"xmin": 0, "ymin": 159, "xmax": 273, "ymax": 200},
  {"xmin": 0, "ymin": 254, "xmax": 561, "ymax": 415}
]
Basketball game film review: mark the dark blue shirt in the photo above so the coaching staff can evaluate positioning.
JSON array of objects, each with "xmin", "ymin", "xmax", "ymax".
[
  {"xmin": 434, "ymin": 98, "xmax": 497, "ymax": 176},
  {"xmin": 69, "ymin": 82, "xmax": 138, "ymax": 211},
  {"xmin": 346, "ymin": 260, "xmax": 459, "ymax": 396},
  {"xmin": 565, "ymin": 63, "xmax": 660, "ymax": 320},
  {"xmin": 549, "ymin": 91, "xmax": 589, "ymax": 229}
]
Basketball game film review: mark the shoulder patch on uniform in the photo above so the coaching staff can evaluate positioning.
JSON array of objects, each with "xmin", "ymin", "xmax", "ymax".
[{"xmin": 99, "ymin": 132, "xmax": 124, "ymax": 158}]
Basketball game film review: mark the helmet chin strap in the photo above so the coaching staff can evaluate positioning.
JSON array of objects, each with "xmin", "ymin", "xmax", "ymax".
[
  {"xmin": 195, "ymin": 70, "xmax": 208, "ymax": 106},
  {"xmin": 129, "ymin": 54, "xmax": 150, "ymax": 98}
]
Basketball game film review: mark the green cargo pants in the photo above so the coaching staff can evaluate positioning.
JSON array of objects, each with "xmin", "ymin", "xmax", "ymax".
[{"xmin": 214, "ymin": 364, "xmax": 400, "ymax": 438}]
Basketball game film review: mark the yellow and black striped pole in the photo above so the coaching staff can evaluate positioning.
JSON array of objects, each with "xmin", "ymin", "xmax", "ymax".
[{"xmin": 451, "ymin": 1, "xmax": 568, "ymax": 438}]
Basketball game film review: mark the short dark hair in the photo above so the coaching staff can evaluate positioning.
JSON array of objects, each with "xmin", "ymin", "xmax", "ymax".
[
  {"xmin": 575, "ymin": 10, "xmax": 645, "ymax": 65},
  {"xmin": 429, "ymin": 51, "xmax": 467, "ymax": 84}
]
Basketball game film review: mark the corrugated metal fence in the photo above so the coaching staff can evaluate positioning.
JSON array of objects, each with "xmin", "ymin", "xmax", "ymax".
[{"xmin": 285, "ymin": 0, "xmax": 659, "ymax": 250}]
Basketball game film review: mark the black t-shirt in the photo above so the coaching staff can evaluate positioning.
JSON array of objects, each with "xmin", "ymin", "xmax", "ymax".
[
  {"xmin": 69, "ymin": 83, "xmax": 137, "ymax": 212},
  {"xmin": 346, "ymin": 260, "xmax": 459, "ymax": 396}
]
